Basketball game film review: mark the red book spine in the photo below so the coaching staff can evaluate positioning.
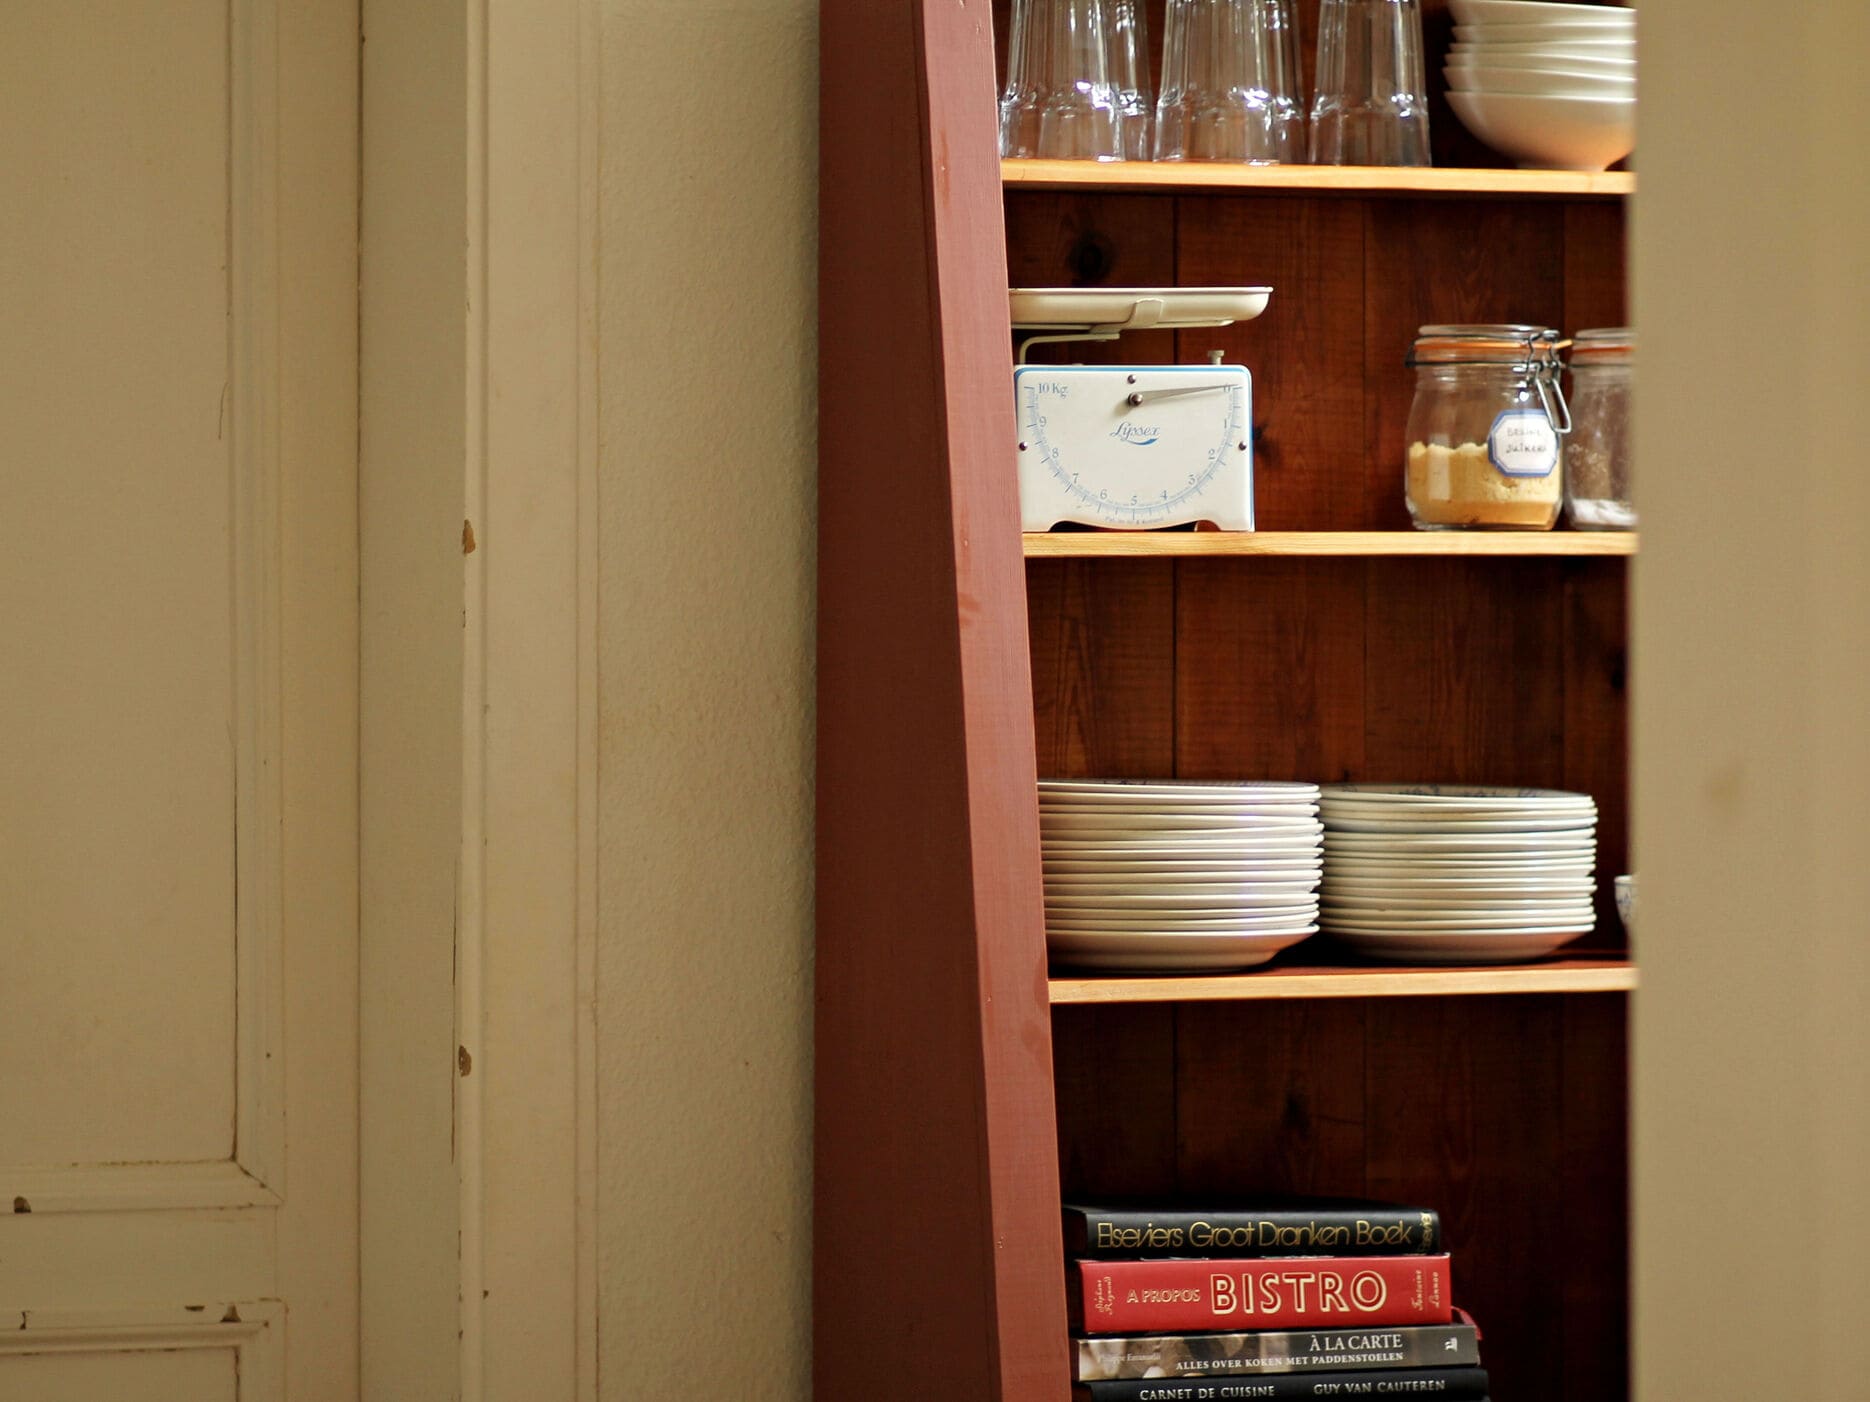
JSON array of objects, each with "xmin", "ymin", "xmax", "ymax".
[{"xmin": 1072, "ymin": 1254, "xmax": 1452, "ymax": 1335}]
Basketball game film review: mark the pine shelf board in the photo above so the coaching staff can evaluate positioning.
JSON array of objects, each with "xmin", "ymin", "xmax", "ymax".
[
  {"xmin": 1003, "ymin": 159, "xmax": 1635, "ymax": 199},
  {"xmin": 1049, "ymin": 957, "xmax": 1637, "ymax": 1005},
  {"xmin": 1024, "ymin": 530, "xmax": 1638, "ymax": 559}
]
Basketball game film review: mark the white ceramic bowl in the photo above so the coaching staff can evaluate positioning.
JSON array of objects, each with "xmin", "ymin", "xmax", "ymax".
[
  {"xmin": 1451, "ymin": 25, "xmax": 1630, "ymax": 48},
  {"xmin": 1454, "ymin": 22, "xmax": 1634, "ymax": 43},
  {"xmin": 1446, "ymin": 89, "xmax": 1635, "ymax": 171},
  {"xmin": 1450, "ymin": 38, "xmax": 1634, "ymax": 60},
  {"xmin": 1448, "ymin": 48, "xmax": 1635, "ymax": 73},
  {"xmin": 1446, "ymin": 64, "xmax": 1635, "ymax": 97},
  {"xmin": 1615, "ymin": 874, "xmax": 1636, "ymax": 933},
  {"xmin": 1450, "ymin": 0, "xmax": 1635, "ymax": 23}
]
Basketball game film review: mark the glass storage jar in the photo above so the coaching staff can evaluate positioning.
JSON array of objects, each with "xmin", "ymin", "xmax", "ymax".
[
  {"xmin": 1404, "ymin": 325, "xmax": 1567, "ymax": 531},
  {"xmin": 1564, "ymin": 328, "xmax": 1635, "ymax": 529}
]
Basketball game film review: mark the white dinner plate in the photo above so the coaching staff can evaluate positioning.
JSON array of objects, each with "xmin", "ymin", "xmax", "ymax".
[
  {"xmin": 1045, "ymin": 839, "xmax": 1325, "ymax": 856},
  {"xmin": 1319, "ymin": 798, "xmax": 1594, "ymax": 819},
  {"xmin": 1048, "ymin": 893, "xmax": 1318, "ymax": 913},
  {"xmin": 1047, "ymin": 883, "xmax": 1318, "ymax": 900},
  {"xmin": 1051, "ymin": 913, "xmax": 1320, "ymax": 933},
  {"xmin": 1043, "ymin": 810, "xmax": 1320, "ymax": 830},
  {"xmin": 1323, "ymin": 879, "xmax": 1593, "ymax": 899},
  {"xmin": 1042, "ymin": 803, "xmax": 1320, "ymax": 821},
  {"xmin": 1047, "ymin": 873, "xmax": 1322, "ymax": 887},
  {"xmin": 1321, "ymin": 783, "xmax": 1593, "ymax": 803},
  {"xmin": 1045, "ymin": 863, "xmax": 1323, "ymax": 880},
  {"xmin": 1047, "ymin": 928, "xmax": 1320, "ymax": 971},
  {"xmin": 1321, "ymin": 912, "xmax": 1595, "ymax": 932},
  {"xmin": 1322, "ymin": 890, "xmax": 1595, "ymax": 910},
  {"xmin": 1323, "ymin": 832, "xmax": 1594, "ymax": 853},
  {"xmin": 1323, "ymin": 912, "xmax": 1585, "ymax": 934},
  {"xmin": 1324, "ymin": 856, "xmax": 1593, "ymax": 873},
  {"xmin": 1039, "ymin": 785, "xmax": 1316, "ymax": 796},
  {"xmin": 1327, "ymin": 929, "xmax": 1589, "ymax": 963},
  {"xmin": 1322, "ymin": 816, "xmax": 1597, "ymax": 835}
]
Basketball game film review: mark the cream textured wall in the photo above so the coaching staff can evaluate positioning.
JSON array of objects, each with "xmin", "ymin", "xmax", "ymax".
[
  {"xmin": 596, "ymin": 2, "xmax": 817, "ymax": 1397},
  {"xmin": 1632, "ymin": 3, "xmax": 1870, "ymax": 1399}
]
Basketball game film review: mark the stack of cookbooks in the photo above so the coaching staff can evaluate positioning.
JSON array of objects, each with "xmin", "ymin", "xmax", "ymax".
[{"xmin": 1065, "ymin": 1198, "xmax": 1488, "ymax": 1401}]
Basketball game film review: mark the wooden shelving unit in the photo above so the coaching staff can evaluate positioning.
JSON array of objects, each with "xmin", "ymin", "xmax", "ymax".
[
  {"xmin": 1025, "ymin": 529, "xmax": 1638, "ymax": 558},
  {"xmin": 1050, "ymin": 957, "xmax": 1638, "ymax": 1005},
  {"xmin": 820, "ymin": 4, "xmax": 1634, "ymax": 1401},
  {"xmin": 1004, "ymin": 157, "xmax": 1635, "ymax": 199}
]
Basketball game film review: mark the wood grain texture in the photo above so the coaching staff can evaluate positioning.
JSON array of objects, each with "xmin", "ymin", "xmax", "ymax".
[
  {"xmin": 1174, "ymin": 197, "xmax": 1368, "ymax": 529},
  {"xmin": 1173, "ymin": 1001, "xmax": 1368, "ymax": 1199},
  {"xmin": 1051, "ymin": 1004, "xmax": 1178, "ymax": 1198},
  {"xmin": 1174, "ymin": 558, "xmax": 1366, "ymax": 782},
  {"xmin": 1049, "ymin": 959, "xmax": 1637, "ymax": 1004},
  {"xmin": 1561, "ymin": 995, "xmax": 1631, "ymax": 1402},
  {"xmin": 1004, "ymin": 161, "xmax": 1636, "ymax": 198},
  {"xmin": 1564, "ymin": 200, "xmax": 1631, "ymax": 334},
  {"xmin": 1363, "ymin": 558, "xmax": 1568, "ymax": 787},
  {"xmin": 1024, "ymin": 530, "xmax": 1639, "ymax": 557},
  {"xmin": 1026, "ymin": 559, "xmax": 1175, "ymax": 778},
  {"xmin": 817, "ymin": 2, "xmax": 1066, "ymax": 1398},
  {"xmin": 1363, "ymin": 997, "xmax": 1567, "ymax": 1402}
]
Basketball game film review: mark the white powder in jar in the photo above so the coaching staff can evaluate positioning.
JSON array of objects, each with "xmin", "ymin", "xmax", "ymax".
[{"xmin": 1407, "ymin": 441, "xmax": 1559, "ymax": 529}]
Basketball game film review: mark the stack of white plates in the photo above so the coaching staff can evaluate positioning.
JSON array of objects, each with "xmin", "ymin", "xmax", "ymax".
[
  {"xmin": 1040, "ymin": 779, "xmax": 1323, "ymax": 972},
  {"xmin": 1445, "ymin": 0, "xmax": 1636, "ymax": 171},
  {"xmin": 1319, "ymin": 784, "xmax": 1597, "ymax": 963}
]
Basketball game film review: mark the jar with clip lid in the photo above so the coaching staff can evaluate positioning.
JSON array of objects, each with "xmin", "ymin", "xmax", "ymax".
[
  {"xmin": 1404, "ymin": 325, "xmax": 1570, "ymax": 530},
  {"xmin": 1564, "ymin": 328, "xmax": 1635, "ymax": 530}
]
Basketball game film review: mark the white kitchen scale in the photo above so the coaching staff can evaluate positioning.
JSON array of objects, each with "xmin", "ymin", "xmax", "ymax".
[{"xmin": 1010, "ymin": 286, "xmax": 1272, "ymax": 532}]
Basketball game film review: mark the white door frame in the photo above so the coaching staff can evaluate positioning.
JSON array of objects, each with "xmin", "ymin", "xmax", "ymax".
[{"xmin": 359, "ymin": 0, "xmax": 598, "ymax": 1397}]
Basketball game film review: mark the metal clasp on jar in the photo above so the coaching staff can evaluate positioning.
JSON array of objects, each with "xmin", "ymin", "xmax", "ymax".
[{"xmin": 1533, "ymin": 331, "xmax": 1573, "ymax": 436}]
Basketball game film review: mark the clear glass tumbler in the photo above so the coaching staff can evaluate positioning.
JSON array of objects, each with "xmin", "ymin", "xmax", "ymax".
[
  {"xmin": 1155, "ymin": 0, "xmax": 1306, "ymax": 163},
  {"xmin": 1000, "ymin": 0, "xmax": 1125, "ymax": 162},
  {"xmin": 1109, "ymin": 0, "xmax": 1154, "ymax": 161},
  {"xmin": 1310, "ymin": 0, "xmax": 1431, "ymax": 166},
  {"xmin": 1258, "ymin": 0, "xmax": 1308, "ymax": 160},
  {"xmin": 1564, "ymin": 329, "xmax": 1635, "ymax": 529}
]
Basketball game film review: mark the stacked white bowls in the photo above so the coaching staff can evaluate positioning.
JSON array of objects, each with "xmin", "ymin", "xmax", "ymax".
[
  {"xmin": 1445, "ymin": 0, "xmax": 1635, "ymax": 171},
  {"xmin": 1040, "ymin": 779, "xmax": 1324, "ymax": 973},
  {"xmin": 1319, "ymin": 784, "xmax": 1598, "ymax": 964}
]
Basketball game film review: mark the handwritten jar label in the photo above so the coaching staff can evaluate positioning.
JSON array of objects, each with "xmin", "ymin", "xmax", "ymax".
[{"xmin": 1488, "ymin": 408, "xmax": 1559, "ymax": 478}]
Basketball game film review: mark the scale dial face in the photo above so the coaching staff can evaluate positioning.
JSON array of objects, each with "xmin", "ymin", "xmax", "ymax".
[{"xmin": 1014, "ymin": 365, "xmax": 1254, "ymax": 531}]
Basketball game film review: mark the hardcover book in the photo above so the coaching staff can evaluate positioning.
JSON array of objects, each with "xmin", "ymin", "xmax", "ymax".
[
  {"xmin": 1073, "ymin": 1365, "xmax": 1489, "ymax": 1401},
  {"xmin": 1073, "ymin": 1322, "xmax": 1483, "ymax": 1382},
  {"xmin": 1063, "ymin": 1200, "xmax": 1440, "ymax": 1260},
  {"xmin": 1071, "ymin": 1255, "xmax": 1452, "ymax": 1335}
]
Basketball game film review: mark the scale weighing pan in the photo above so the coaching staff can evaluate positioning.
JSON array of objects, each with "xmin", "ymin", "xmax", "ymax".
[{"xmin": 1009, "ymin": 287, "xmax": 1271, "ymax": 332}]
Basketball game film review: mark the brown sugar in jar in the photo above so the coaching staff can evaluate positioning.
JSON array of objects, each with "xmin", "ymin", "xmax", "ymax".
[{"xmin": 1404, "ymin": 325, "xmax": 1566, "ymax": 531}]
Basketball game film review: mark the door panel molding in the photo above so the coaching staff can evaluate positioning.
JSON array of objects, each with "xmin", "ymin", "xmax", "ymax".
[
  {"xmin": 1, "ymin": 1162, "xmax": 279, "ymax": 1216},
  {"xmin": 0, "ymin": 0, "xmax": 287, "ymax": 1210},
  {"xmin": 0, "ymin": 1302, "xmax": 284, "ymax": 1398},
  {"xmin": 229, "ymin": 0, "xmax": 289, "ymax": 1201}
]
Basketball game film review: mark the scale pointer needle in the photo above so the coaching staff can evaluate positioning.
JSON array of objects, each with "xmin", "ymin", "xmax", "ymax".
[{"xmin": 1125, "ymin": 383, "xmax": 1236, "ymax": 407}]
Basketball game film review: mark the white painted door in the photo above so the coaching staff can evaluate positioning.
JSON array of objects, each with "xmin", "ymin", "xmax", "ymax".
[{"xmin": 0, "ymin": 1, "xmax": 359, "ymax": 1398}]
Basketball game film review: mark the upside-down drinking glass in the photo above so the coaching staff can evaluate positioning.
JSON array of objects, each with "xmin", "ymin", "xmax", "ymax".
[
  {"xmin": 1108, "ymin": 0, "xmax": 1154, "ymax": 160},
  {"xmin": 1000, "ymin": 0, "xmax": 1125, "ymax": 161},
  {"xmin": 1310, "ymin": 0, "xmax": 1432, "ymax": 166},
  {"xmin": 1155, "ymin": 0, "xmax": 1307, "ymax": 164}
]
